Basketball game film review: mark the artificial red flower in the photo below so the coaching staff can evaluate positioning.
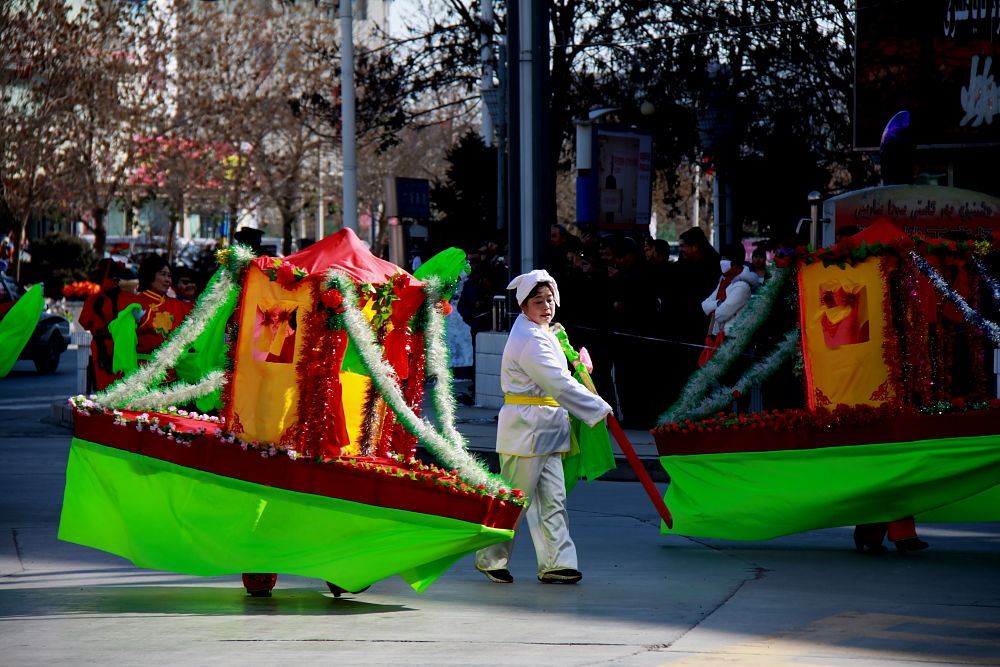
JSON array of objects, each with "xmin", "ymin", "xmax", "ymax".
[
  {"xmin": 320, "ymin": 288, "xmax": 345, "ymax": 312},
  {"xmin": 276, "ymin": 261, "xmax": 297, "ymax": 286}
]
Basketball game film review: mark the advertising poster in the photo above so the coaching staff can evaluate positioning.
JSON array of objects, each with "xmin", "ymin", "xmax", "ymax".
[{"xmin": 593, "ymin": 127, "xmax": 653, "ymax": 227}]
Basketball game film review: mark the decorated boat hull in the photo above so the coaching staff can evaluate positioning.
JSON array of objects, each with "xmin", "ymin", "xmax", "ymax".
[
  {"xmin": 61, "ymin": 410, "xmax": 520, "ymax": 593},
  {"xmin": 653, "ymin": 411, "xmax": 1000, "ymax": 540}
]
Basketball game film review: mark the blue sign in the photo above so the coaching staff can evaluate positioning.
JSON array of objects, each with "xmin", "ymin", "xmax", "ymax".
[{"xmin": 395, "ymin": 178, "xmax": 430, "ymax": 219}]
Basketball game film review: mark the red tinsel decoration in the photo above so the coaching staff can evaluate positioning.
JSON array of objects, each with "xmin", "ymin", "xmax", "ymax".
[
  {"xmin": 965, "ymin": 274, "xmax": 989, "ymax": 400},
  {"xmin": 389, "ymin": 331, "xmax": 426, "ymax": 460},
  {"xmin": 878, "ymin": 256, "xmax": 907, "ymax": 401},
  {"xmin": 293, "ymin": 297, "xmax": 351, "ymax": 458},
  {"xmin": 899, "ymin": 255, "xmax": 934, "ymax": 405}
]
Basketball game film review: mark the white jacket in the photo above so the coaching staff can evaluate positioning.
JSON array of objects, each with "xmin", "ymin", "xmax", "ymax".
[
  {"xmin": 701, "ymin": 269, "xmax": 755, "ymax": 336},
  {"xmin": 496, "ymin": 314, "xmax": 612, "ymax": 456}
]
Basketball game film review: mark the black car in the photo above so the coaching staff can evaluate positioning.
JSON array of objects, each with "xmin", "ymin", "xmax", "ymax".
[{"xmin": 0, "ymin": 274, "xmax": 70, "ymax": 373}]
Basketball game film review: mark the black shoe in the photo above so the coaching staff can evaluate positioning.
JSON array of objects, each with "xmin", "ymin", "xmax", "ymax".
[
  {"xmin": 853, "ymin": 524, "xmax": 888, "ymax": 554},
  {"xmin": 894, "ymin": 537, "xmax": 930, "ymax": 553},
  {"xmin": 477, "ymin": 568, "xmax": 514, "ymax": 583},
  {"xmin": 538, "ymin": 568, "xmax": 582, "ymax": 584},
  {"xmin": 326, "ymin": 582, "xmax": 371, "ymax": 597}
]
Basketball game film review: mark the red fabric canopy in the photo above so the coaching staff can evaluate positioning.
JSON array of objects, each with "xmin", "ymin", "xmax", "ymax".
[
  {"xmin": 852, "ymin": 218, "xmax": 908, "ymax": 244},
  {"xmin": 249, "ymin": 227, "xmax": 425, "ymax": 325},
  {"xmin": 252, "ymin": 227, "xmax": 422, "ymax": 286}
]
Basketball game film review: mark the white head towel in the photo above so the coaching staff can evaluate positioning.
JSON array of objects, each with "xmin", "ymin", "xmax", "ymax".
[{"xmin": 507, "ymin": 269, "xmax": 560, "ymax": 307}]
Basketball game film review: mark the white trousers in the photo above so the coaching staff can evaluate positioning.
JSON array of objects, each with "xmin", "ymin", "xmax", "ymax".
[{"xmin": 474, "ymin": 451, "xmax": 578, "ymax": 575}]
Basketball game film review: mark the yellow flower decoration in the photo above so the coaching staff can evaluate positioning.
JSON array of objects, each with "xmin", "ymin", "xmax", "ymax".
[
  {"xmin": 152, "ymin": 310, "xmax": 175, "ymax": 333},
  {"xmin": 973, "ymin": 240, "xmax": 993, "ymax": 256}
]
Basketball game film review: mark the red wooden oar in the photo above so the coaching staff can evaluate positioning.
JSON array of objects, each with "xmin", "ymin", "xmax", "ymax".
[{"xmin": 607, "ymin": 415, "xmax": 673, "ymax": 528}]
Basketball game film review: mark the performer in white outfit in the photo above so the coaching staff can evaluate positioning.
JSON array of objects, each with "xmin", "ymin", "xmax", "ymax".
[{"xmin": 475, "ymin": 269, "xmax": 612, "ymax": 584}]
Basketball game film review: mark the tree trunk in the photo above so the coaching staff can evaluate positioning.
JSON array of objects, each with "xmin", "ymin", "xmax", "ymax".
[
  {"xmin": 166, "ymin": 193, "xmax": 183, "ymax": 265},
  {"xmin": 92, "ymin": 208, "xmax": 108, "ymax": 258},
  {"xmin": 227, "ymin": 186, "xmax": 239, "ymax": 244},
  {"xmin": 166, "ymin": 211, "xmax": 177, "ymax": 265},
  {"xmin": 282, "ymin": 210, "xmax": 294, "ymax": 256}
]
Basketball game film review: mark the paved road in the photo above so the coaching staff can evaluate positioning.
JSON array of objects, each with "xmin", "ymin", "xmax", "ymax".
[{"xmin": 1, "ymin": 352, "xmax": 999, "ymax": 665}]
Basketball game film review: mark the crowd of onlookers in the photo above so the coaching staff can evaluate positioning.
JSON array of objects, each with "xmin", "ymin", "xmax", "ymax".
[{"xmin": 456, "ymin": 224, "xmax": 800, "ymax": 428}]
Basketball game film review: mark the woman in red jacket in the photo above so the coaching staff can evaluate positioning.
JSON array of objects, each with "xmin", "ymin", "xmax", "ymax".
[{"xmin": 133, "ymin": 255, "xmax": 193, "ymax": 361}]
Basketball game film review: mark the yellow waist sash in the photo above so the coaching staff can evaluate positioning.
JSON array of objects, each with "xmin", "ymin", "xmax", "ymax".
[{"xmin": 504, "ymin": 394, "xmax": 560, "ymax": 407}]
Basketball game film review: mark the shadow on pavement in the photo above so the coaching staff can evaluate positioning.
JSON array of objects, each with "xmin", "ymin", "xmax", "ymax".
[{"xmin": 0, "ymin": 586, "xmax": 413, "ymax": 617}]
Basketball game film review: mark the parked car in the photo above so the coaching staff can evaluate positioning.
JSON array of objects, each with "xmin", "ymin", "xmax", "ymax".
[{"xmin": 0, "ymin": 274, "xmax": 70, "ymax": 373}]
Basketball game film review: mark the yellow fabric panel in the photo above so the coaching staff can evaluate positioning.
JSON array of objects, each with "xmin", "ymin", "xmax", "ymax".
[
  {"xmin": 340, "ymin": 371, "xmax": 371, "ymax": 455},
  {"xmin": 799, "ymin": 257, "xmax": 893, "ymax": 409},
  {"xmin": 231, "ymin": 267, "xmax": 314, "ymax": 443}
]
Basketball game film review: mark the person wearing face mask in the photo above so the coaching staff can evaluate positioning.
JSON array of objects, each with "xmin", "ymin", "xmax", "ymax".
[
  {"xmin": 698, "ymin": 242, "xmax": 756, "ymax": 367},
  {"xmin": 474, "ymin": 270, "xmax": 613, "ymax": 585}
]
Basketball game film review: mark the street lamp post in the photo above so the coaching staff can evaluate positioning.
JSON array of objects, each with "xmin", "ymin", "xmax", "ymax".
[
  {"xmin": 339, "ymin": 0, "xmax": 357, "ymax": 232},
  {"xmin": 506, "ymin": 0, "xmax": 551, "ymax": 275}
]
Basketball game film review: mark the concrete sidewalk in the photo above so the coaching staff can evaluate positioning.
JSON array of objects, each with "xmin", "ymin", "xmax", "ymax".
[{"xmin": 3, "ymin": 433, "xmax": 999, "ymax": 666}]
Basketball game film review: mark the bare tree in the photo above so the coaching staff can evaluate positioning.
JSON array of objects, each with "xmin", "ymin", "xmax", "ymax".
[
  {"xmin": 1, "ymin": 1, "xmax": 88, "ymax": 278},
  {"xmin": 50, "ymin": 1, "xmax": 176, "ymax": 256}
]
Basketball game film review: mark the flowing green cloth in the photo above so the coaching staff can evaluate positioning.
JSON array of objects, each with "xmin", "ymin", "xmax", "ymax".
[
  {"xmin": 108, "ymin": 303, "xmax": 143, "ymax": 375},
  {"xmin": 58, "ymin": 438, "xmax": 514, "ymax": 592},
  {"xmin": 552, "ymin": 326, "xmax": 615, "ymax": 493},
  {"xmin": 413, "ymin": 247, "xmax": 468, "ymax": 300},
  {"xmin": 659, "ymin": 435, "xmax": 1000, "ymax": 540},
  {"xmin": 172, "ymin": 270, "xmax": 239, "ymax": 411},
  {"xmin": 0, "ymin": 283, "xmax": 44, "ymax": 377}
]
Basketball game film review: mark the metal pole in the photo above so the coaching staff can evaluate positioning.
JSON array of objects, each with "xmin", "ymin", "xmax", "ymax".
[
  {"xmin": 712, "ymin": 166, "xmax": 721, "ymax": 249},
  {"xmin": 497, "ymin": 39, "xmax": 508, "ymax": 233},
  {"xmin": 693, "ymin": 163, "xmax": 700, "ymax": 230},
  {"xmin": 340, "ymin": 0, "xmax": 358, "ymax": 231},
  {"xmin": 517, "ymin": 0, "xmax": 534, "ymax": 273},
  {"xmin": 480, "ymin": 0, "xmax": 495, "ymax": 147},
  {"xmin": 506, "ymin": 2, "xmax": 521, "ymax": 283},
  {"xmin": 530, "ymin": 0, "xmax": 551, "ymax": 273},
  {"xmin": 317, "ymin": 149, "xmax": 325, "ymax": 239}
]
